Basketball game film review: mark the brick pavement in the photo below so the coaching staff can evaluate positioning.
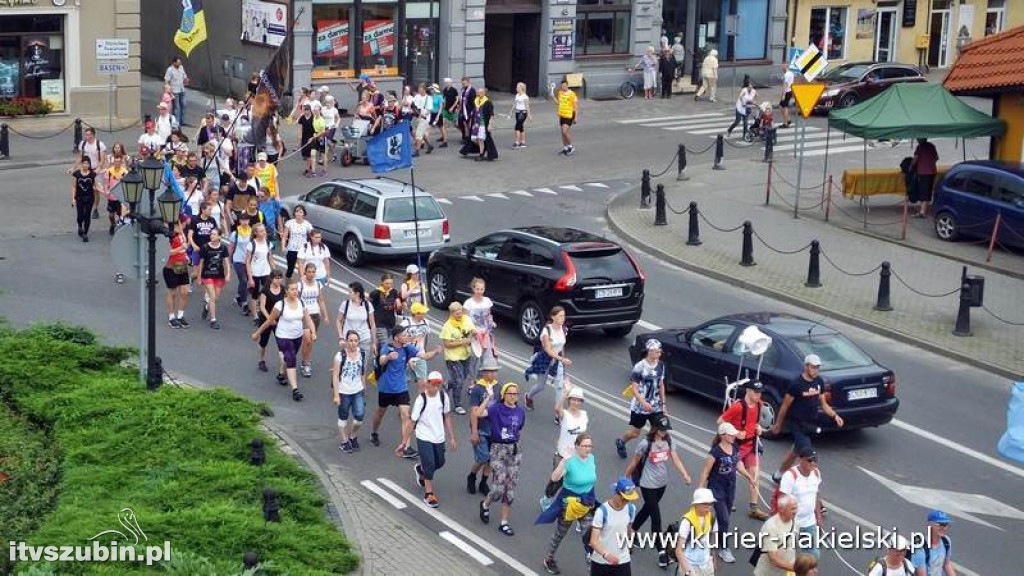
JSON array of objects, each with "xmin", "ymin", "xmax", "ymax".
[{"xmin": 607, "ymin": 164, "xmax": 1024, "ymax": 380}]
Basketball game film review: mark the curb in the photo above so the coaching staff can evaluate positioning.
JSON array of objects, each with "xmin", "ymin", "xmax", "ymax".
[
  {"xmin": 0, "ymin": 158, "xmax": 69, "ymax": 171},
  {"xmin": 605, "ymin": 186, "xmax": 1022, "ymax": 381}
]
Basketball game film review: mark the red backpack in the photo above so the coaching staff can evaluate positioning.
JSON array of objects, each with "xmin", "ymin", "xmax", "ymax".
[{"xmin": 770, "ymin": 467, "xmax": 820, "ymax": 514}]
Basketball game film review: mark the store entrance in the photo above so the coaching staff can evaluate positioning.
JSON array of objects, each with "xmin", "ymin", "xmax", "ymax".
[{"xmin": 484, "ymin": 12, "xmax": 540, "ymax": 96}]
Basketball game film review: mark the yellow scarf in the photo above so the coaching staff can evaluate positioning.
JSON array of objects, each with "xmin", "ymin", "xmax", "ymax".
[
  {"xmin": 236, "ymin": 224, "xmax": 252, "ymax": 238},
  {"xmin": 683, "ymin": 507, "xmax": 714, "ymax": 540},
  {"xmin": 474, "ymin": 94, "xmax": 489, "ymax": 109}
]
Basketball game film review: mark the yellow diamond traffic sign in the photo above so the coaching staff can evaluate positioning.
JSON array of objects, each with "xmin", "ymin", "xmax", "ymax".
[{"xmin": 791, "ymin": 82, "xmax": 826, "ymax": 119}]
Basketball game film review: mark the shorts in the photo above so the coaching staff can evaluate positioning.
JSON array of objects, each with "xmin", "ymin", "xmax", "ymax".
[
  {"xmin": 202, "ymin": 277, "xmax": 226, "ymax": 288},
  {"xmin": 559, "ymin": 115, "xmax": 575, "ymax": 127},
  {"xmin": 163, "ymin": 266, "xmax": 190, "ymax": 289},
  {"xmin": 473, "ymin": 431, "xmax": 492, "ymax": 463},
  {"xmin": 106, "ymin": 199, "xmax": 122, "ymax": 213},
  {"xmin": 417, "ymin": 438, "xmax": 446, "ymax": 480},
  {"xmin": 916, "ymin": 174, "xmax": 936, "ymax": 203},
  {"xmin": 407, "ymin": 357, "xmax": 429, "ymax": 382},
  {"xmin": 378, "ymin": 390, "xmax": 411, "ymax": 408},
  {"xmin": 487, "ymin": 442, "xmax": 523, "ymax": 505},
  {"xmin": 590, "ymin": 562, "xmax": 631, "ymax": 576},
  {"xmin": 442, "ymin": 110, "xmax": 456, "ymax": 123},
  {"xmin": 415, "ymin": 118, "xmax": 429, "ymax": 139},
  {"xmin": 780, "ymin": 91, "xmax": 793, "ymax": 108},
  {"xmin": 250, "ymin": 275, "xmax": 269, "ymax": 300},
  {"xmin": 628, "ymin": 410, "xmax": 664, "ymax": 430},
  {"xmin": 429, "ymin": 112, "xmax": 441, "ymax": 126},
  {"xmin": 790, "ymin": 424, "xmax": 815, "ymax": 455},
  {"xmin": 737, "ymin": 440, "xmax": 759, "ymax": 469},
  {"xmin": 337, "ymin": 390, "xmax": 366, "ymax": 422},
  {"xmin": 325, "ymin": 128, "xmax": 337, "ymax": 142},
  {"xmin": 301, "ymin": 138, "xmax": 315, "ymax": 158},
  {"xmin": 309, "ymin": 313, "xmax": 321, "ymax": 330}
]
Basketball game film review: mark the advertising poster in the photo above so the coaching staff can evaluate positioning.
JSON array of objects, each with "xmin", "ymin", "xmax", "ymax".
[
  {"xmin": 40, "ymin": 79, "xmax": 65, "ymax": 111},
  {"xmin": 551, "ymin": 18, "xmax": 573, "ymax": 61},
  {"xmin": 0, "ymin": 59, "xmax": 20, "ymax": 98},
  {"xmin": 363, "ymin": 20, "xmax": 395, "ymax": 57},
  {"xmin": 241, "ymin": 0, "xmax": 288, "ymax": 47},
  {"xmin": 23, "ymin": 38, "xmax": 52, "ymax": 79},
  {"xmin": 316, "ymin": 20, "xmax": 350, "ymax": 57},
  {"xmin": 856, "ymin": 9, "xmax": 876, "ymax": 39}
]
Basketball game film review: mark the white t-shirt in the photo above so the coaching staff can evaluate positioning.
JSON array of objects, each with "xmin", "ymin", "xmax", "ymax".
[
  {"xmin": 514, "ymin": 93, "xmax": 529, "ymax": 112},
  {"xmin": 184, "ymin": 187, "xmax": 205, "ymax": 217},
  {"xmin": 556, "ymin": 409, "xmax": 589, "ymax": 458},
  {"xmin": 678, "ymin": 515, "xmax": 718, "ymax": 567},
  {"xmin": 335, "ymin": 349, "xmax": 365, "ymax": 395},
  {"xmin": 156, "ymin": 114, "xmax": 177, "ymax": 141},
  {"xmin": 783, "ymin": 70, "xmax": 795, "ymax": 93},
  {"xmin": 249, "ymin": 238, "xmax": 272, "ymax": 277},
  {"xmin": 285, "ymin": 219, "xmax": 314, "ymax": 252},
  {"xmin": 779, "ymin": 467, "xmax": 822, "ymax": 528},
  {"xmin": 209, "ymin": 200, "xmax": 225, "ymax": 228},
  {"xmin": 413, "ymin": 94, "xmax": 429, "ymax": 118},
  {"xmin": 411, "ymin": 391, "xmax": 451, "ymax": 444},
  {"xmin": 867, "ymin": 559, "xmax": 914, "ymax": 576},
  {"xmin": 273, "ymin": 299, "xmax": 306, "ymax": 339},
  {"xmin": 462, "ymin": 296, "xmax": 494, "ymax": 332},
  {"xmin": 589, "ymin": 502, "xmax": 635, "ymax": 565},
  {"xmin": 299, "ymin": 242, "xmax": 331, "ymax": 278},
  {"xmin": 138, "ymin": 132, "xmax": 164, "ymax": 154},
  {"xmin": 322, "ymin": 105, "xmax": 339, "ymax": 129},
  {"xmin": 736, "ymin": 87, "xmax": 756, "ymax": 114},
  {"xmin": 299, "ymin": 279, "xmax": 321, "ymax": 315},
  {"xmin": 543, "ymin": 324, "xmax": 566, "ymax": 356},
  {"xmin": 78, "ymin": 139, "xmax": 107, "ymax": 167},
  {"xmin": 340, "ymin": 298, "xmax": 374, "ymax": 342}
]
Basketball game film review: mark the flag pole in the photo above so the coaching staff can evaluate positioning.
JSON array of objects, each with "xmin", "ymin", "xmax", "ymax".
[{"xmin": 409, "ymin": 165, "xmax": 424, "ymax": 304}]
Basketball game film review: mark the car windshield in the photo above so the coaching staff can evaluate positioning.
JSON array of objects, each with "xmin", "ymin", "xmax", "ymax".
[
  {"xmin": 788, "ymin": 334, "xmax": 875, "ymax": 370},
  {"xmin": 382, "ymin": 196, "xmax": 444, "ymax": 223},
  {"xmin": 569, "ymin": 247, "xmax": 634, "ymax": 279},
  {"xmin": 821, "ymin": 65, "xmax": 867, "ymax": 82}
]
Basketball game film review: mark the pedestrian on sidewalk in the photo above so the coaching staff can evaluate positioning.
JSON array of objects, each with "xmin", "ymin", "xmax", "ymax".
[
  {"xmin": 439, "ymin": 78, "xmax": 458, "ymax": 148},
  {"xmin": 104, "ymin": 154, "xmax": 128, "ymax": 235},
  {"xmin": 718, "ymin": 380, "xmax": 770, "ymax": 520},
  {"xmin": 458, "ymin": 77, "xmax": 478, "ymax": 155},
  {"xmin": 770, "ymin": 354, "xmax": 844, "ymax": 481},
  {"xmin": 70, "ymin": 156, "xmax": 100, "ymax": 242},
  {"xmin": 698, "ymin": 422, "xmax": 740, "ymax": 564},
  {"xmin": 910, "ymin": 510, "xmax": 954, "ymax": 576},
  {"xmin": 297, "ymin": 103, "xmax": 317, "ymax": 176},
  {"xmin": 440, "ymin": 301, "xmax": 476, "ymax": 415},
  {"xmin": 472, "ymin": 87, "xmax": 498, "ymax": 161},
  {"xmin": 726, "ymin": 76, "xmax": 756, "ymax": 139},
  {"xmin": 624, "ymin": 413, "xmax": 691, "ymax": 568},
  {"xmin": 511, "ymin": 82, "xmax": 531, "ymax": 149},
  {"xmin": 537, "ymin": 432, "xmax": 598, "ymax": 575},
  {"xmin": 673, "ymin": 488, "xmax": 718, "ymax": 576},
  {"xmin": 659, "ymin": 49, "xmax": 677, "ymax": 99},
  {"xmin": 524, "ymin": 306, "xmax": 572, "ymax": 418},
  {"xmin": 615, "ymin": 339, "xmax": 668, "ymax": 459},
  {"xmin": 779, "ymin": 64, "xmax": 794, "ymax": 128},
  {"xmin": 634, "ymin": 47, "xmax": 659, "ymax": 100},
  {"xmin": 586, "ymin": 477, "xmax": 639, "ymax": 575},
  {"xmin": 543, "ymin": 382, "xmax": 588, "ymax": 504},
  {"xmin": 298, "ymin": 263, "xmax": 328, "ymax": 378},
  {"xmin": 372, "ymin": 326, "xmax": 442, "ymax": 455},
  {"xmin": 477, "ymin": 382, "xmax": 527, "ymax": 536},
  {"xmin": 253, "ymin": 279, "xmax": 314, "ymax": 401},
  {"xmin": 468, "ymin": 367, "xmax": 499, "ymax": 495},
  {"xmin": 410, "ymin": 371, "xmax": 457, "ymax": 508},
  {"xmin": 753, "ymin": 495, "xmax": 799, "ymax": 576},
  {"xmin": 554, "ymin": 81, "xmax": 579, "ymax": 156},
  {"xmin": 778, "ymin": 448, "xmax": 823, "ymax": 559},
  {"xmin": 333, "ymin": 330, "xmax": 368, "ymax": 453},
  {"xmin": 671, "ymin": 35, "xmax": 686, "ymax": 78},
  {"xmin": 911, "ymin": 138, "xmax": 939, "ymax": 219},
  {"xmin": 164, "ymin": 56, "xmax": 189, "ymax": 125},
  {"xmin": 696, "ymin": 50, "xmax": 719, "ymax": 102}
]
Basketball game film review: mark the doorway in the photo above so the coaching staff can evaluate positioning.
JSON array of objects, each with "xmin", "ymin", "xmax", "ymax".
[
  {"xmin": 928, "ymin": 3, "xmax": 952, "ymax": 68},
  {"xmin": 874, "ymin": 9, "xmax": 898, "ymax": 62},
  {"xmin": 484, "ymin": 12, "xmax": 540, "ymax": 96}
]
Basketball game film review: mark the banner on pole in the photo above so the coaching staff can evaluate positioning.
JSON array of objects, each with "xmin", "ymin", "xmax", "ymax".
[{"xmin": 367, "ymin": 122, "xmax": 412, "ymax": 174}]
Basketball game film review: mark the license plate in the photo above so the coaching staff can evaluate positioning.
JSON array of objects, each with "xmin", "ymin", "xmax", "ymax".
[
  {"xmin": 404, "ymin": 228, "xmax": 431, "ymax": 238},
  {"xmin": 595, "ymin": 287, "xmax": 624, "ymax": 299},
  {"xmin": 847, "ymin": 388, "xmax": 878, "ymax": 401}
]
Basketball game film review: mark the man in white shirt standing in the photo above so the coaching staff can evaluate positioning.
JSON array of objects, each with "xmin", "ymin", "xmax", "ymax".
[
  {"xmin": 779, "ymin": 63, "xmax": 795, "ymax": 128},
  {"xmin": 164, "ymin": 56, "xmax": 189, "ymax": 126},
  {"xmin": 778, "ymin": 447, "xmax": 823, "ymax": 560}
]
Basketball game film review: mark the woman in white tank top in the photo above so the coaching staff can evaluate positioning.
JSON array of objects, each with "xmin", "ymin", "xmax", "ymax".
[{"xmin": 299, "ymin": 262, "xmax": 328, "ymax": 378}]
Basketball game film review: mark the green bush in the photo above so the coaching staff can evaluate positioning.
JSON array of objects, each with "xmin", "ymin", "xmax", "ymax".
[{"xmin": 0, "ymin": 325, "xmax": 358, "ymax": 575}]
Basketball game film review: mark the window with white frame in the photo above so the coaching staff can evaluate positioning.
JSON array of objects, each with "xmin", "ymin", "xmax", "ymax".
[
  {"xmin": 810, "ymin": 7, "xmax": 848, "ymax": 60},
  {"xmin": 985, "ymin": 0, "xmax": 1006, "ymax": 36}
]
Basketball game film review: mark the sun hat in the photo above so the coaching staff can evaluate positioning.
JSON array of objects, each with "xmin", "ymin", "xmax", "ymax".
[
  {"xmin": 692, "ymin": 488, "xmax": 716, "ymax": 505},
  {"xmin": 645, "ymin": 339, "xmax": 662, "ymax": 351},
  {"xmin": 409, "ymin": 302, "xmax": 428, "ymax": 315},
  {"xmin": 718, "ymin": 422, "xmax": 739, "ymax": 436},
  {"xmin": 567, "ymin": 387, "xmax": 585, "ymax": 401},
  {"xmin": 406, "ymin": 263, "xmax": 419, "ymax": 274}
]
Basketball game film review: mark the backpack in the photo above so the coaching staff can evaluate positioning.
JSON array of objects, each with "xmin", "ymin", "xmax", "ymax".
[
  {"xmin": 412, "ymin": 391, "xmax": 448, "ymax": 429},
  {"xmin": 735, "ymin": 398, "xmax": 763, "ymax": 444},
  {"xmin": 920, "ymin": 536, "xmax": 951, "ymax": 570},
  {"xmin": 770, "ymin": 467, "xmax": 820, "ymax": 514},
  {"xmin": 582, "ymin": 501, "xmax": 637, "ymax": 557},
  {"xmin": 631, "ymin": 436, "xmax": 672, "ymax": 485},
  {"xmin": 866, "ymin": 556, "xmax": 915, "ymax": 575}
]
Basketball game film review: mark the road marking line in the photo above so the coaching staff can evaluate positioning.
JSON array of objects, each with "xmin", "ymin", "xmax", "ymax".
[
  {"xmin": 585, "ymin": 183, "xmax": 609, "ymax": 188},
  {"xmin": 533, "ymin": 187, "xmax": 558, "ymax": 195},
  {"xmin": 636, "ymin": 320, "xmax": 661, "ymax": 331},
  {"xmin": 376, "ymin": 478, "xmax": 538, "ymax": 575},
  {"xmin": 510, "ymin": 190, "xmax": 534, "ymax": 197},
  {"xmin": 360, "ymin": 479, "xmax": 407, "ymax": 509},
  {"xmin": 774, "ymin": 139, "xmax": 863, "ymax": 152},
  {"xmin": 640, "ymin": 118, "xmax": 733, "ymax": 128},
  {"xmin": 486, "ymin": 192, "xmax": 510, "ymax": 200},
  {"xmin": 660, "ymin": 121, "xmax": 740, "ymax": 131},
  {"xmin": 618, "ymin": 112, "xmax": 724, "ymax": 124},
  {"xmin": 460, "ymin": 195, "xmax": 484, "ymax": 202},
  {"xmin": 438, "ymin": 531, "xmax": 495, "ymax": 566},
  {"xmin": 437, "ymin": 198, "xmax": 453, "ymax": 205},
  {"xmin": 558, "ymin": 185, "xmax": 583, "ymax": 192},
  {"xmin": 802, "ymin": 144, "xmax": 871, "ymax": 157}
]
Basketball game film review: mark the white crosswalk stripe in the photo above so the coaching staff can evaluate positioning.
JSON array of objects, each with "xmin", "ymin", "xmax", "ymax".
[
  {"xmin": 510, "ymin": 189, "xmax": 534, "ymax": 197},
  {"xmin": 486, "ymin": 192, "xmax": 509, "ymax": 200}
]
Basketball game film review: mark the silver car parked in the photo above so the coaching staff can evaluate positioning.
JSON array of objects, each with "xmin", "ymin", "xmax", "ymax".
[{"xmin": 279, "ymin": 176, "xmax": 450, "ymax": 266}]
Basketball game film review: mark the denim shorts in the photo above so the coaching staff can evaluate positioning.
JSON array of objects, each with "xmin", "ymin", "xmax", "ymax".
[
  {"xmin": 417, "ymin": 439, "xmax": 446, "ymax": 480},
  {"xmin": 473, "ymin": 432, "xmax": 491, "ymax": 464},
  {"xmin": 337, "ymin": 390, "xmax": 366, "ymax": 422}
]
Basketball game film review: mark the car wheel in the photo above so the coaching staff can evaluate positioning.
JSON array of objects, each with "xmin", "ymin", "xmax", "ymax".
[
  {"xmin": 760, "ymin": 396, "xmax": 782, "ymax": 439},
  {"xmin": 934, "ymin": 211, "xmax": 960, "ymax": 242},
  {"xmin": 518, "ymin": 300, "xmax": 545, "ymax": 345},
  {"xmin": 838, "ymin": 93, "xmax": 859, "ymax": 109},
  {"xmin": 343, "ymin": 234, "xmax": 365, "ymax": 267},
  {"xmin": 603, "ymin": 325, "xmax": 633, "ymax": 339},
  {"xmin": 427, "ymin": 267, "xmax": 453, "ymax": 309}
]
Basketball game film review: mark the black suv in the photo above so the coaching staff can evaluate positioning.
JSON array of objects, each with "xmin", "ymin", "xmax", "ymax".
[{"xmin": 426, "ymin": 227, "xmax": 646, "ymax": 344}]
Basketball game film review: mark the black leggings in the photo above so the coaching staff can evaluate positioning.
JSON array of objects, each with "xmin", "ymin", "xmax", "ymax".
[
  {"xmin": 727, "ymin": 109, "xmax": 749, "ymax": 137},
  {"xmin": 632, "ymin": 485, "xmax": 667, "ymax": 550},
  {"xmin": 285, "ymin": 250, "xmax": 299, "ymax": 278},
  {"xmin": 76, "ymin": 197, "xmax": 94, "ymax": 234}
]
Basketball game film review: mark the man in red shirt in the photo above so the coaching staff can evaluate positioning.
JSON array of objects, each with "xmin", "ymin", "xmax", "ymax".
[
  {"xmin": 719, "ymin": 380, "xmax": 770, "ymax": 520},
  {"xmin": 912, "ymin": 138, "xmax": 939, "ymax": 218}
]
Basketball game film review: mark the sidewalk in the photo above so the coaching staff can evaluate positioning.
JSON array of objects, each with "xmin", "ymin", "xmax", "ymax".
[{"xmin": 607, "ymin": 162, "xmax": 1024, "ymax": 380}]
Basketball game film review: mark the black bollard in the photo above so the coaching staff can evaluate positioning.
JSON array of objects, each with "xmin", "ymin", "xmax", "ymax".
[
  {"xmin": 263, "ymin": 488, "xmax": 281, "ymax": 522},
  {"xmin": 640, "ymin": 168, "xmax": 651, "ymax": 208},
  {"xmin": 713, "ymin": 134, "xmax": 725, "ymax": 170},
  {"xmin": 740, "ymin": 221, "xmax": 755, "ymax": 266},
  {"xmin": 952, "ymin": 281, "xmax": 973, "ymax": 337},
  {"xmin": 243, "ymin": 552, "xmax": 260, "ymax": 570},
  {"xmin": 676, "ymin": 143, "xmax": 688, "ymax": 180},
  {"xmin": 763, "ymin": 127, "xmax": 775, "ymax": 163},
  {"xmin": 250, "ymin": 438, "xmax": 266, "ymax": 466},
  {"xmin": 805, "ymin": 240, "xmax": 821, "ymax": 287},
  {"xmin": 686, "ymin": 201, "xmax": 702, "ymax": 246},
  {"xmin": 0, "ymin": 123, "xmax": 9, "ymax": 159},
  {"xmin": 874, "ymin": 262, "xmax": 892, "ymax": 311},
  {"xmin": 73, "ymin": 118, "xmax": 83, "ymax": 152},
  {"xmin": 654, "ymin": 184, "xmax": 667, "ymax": 226}
]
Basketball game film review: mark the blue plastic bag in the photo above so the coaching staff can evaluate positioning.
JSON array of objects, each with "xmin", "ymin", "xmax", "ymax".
[{"xmin": 997, "ymin": 382, "xmax": 1024, "ymax": 463}]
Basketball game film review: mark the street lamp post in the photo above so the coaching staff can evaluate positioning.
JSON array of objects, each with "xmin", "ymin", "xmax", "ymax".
[{"xmin": 121, "ymin": 158, "xmax": 182, "ymax": 391}]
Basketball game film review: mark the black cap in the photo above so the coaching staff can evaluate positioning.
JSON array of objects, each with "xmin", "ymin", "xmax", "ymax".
[
  {"xmin": 798, "ymin": 447, "xmax": 818, "ymax": 459},
  {"xmin": 745, "ymin": 380, "xmax": 764, "ymax": 391},
  {"xmin": 652, "ymin": 413, "xmax": 672, "ymax": 431}
]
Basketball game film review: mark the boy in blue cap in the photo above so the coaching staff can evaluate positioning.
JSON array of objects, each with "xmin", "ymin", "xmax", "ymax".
[{"xmin": 911, "ymin": 510, "xmax": 953, "ymax": 576}]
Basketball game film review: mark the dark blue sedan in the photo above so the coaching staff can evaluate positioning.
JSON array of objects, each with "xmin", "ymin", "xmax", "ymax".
[{"xmin": 628, "ymin": 312, "xmax": 899, "ymax": 434}]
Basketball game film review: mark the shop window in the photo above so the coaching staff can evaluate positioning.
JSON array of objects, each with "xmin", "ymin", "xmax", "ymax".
[
  {"xmin": 985, "ymin": 0, "xmax": 1005, "ymax": 36},
  {"xmin": 575, "ymin": 0, "xmax": 631, "ymax": 56},
  {"xmin": 0, "ymin": 15, "xmax": 65, "ymax": 112},
  {"xmin": 313, "ymin": 2, "xmax": 354, "ymax": 77},
  {"xmin": 360, "ymin": 3, "xmax": 398, "ymax": 76},
  {"xmin": 810, "ymin": 7, "xmax": 847, "ymax": 60}
]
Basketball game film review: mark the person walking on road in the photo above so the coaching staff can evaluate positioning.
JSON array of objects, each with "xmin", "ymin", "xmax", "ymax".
[
  {"xmin": 70, "ymin": 156, "xmax": 100, "ymax": 242},
  {"xmin": 227, "ymin": 212, "xmax": 254, "ymax": 313},
  {"xmin": 198, "ymin": 228, "xmax": 231, "ymax": 330},
  {"xmin": 673, "ymin": 488, "xmax": 718, "ymax": 576},
  {"xmin": 369, "ymin": 273, "xmax": 401, "ymax": 349},
  {"xmin": 246, "ymin": 223, "xmax": 274, "ymax": 319},
  {"xmin": 468, "ymin": 366, "xmax": 499, "ymax": 496},
  {"xmin": 458, "ymin": 77, "xmax": 478, "ymax": 155},
  {"xmin": 779, "ymin": 64, "xmax": 795, "ymax": 128},
  {"xmin": 698, "ymin": 422, "xmax": 740, "ymax": 564},
  {"xmin": 770, "ymin": 354, "xmax": 844, "ymax": 481},
  {"xmin": 754, "ymin": 495, "xmax": 799, "ymax": 576},
  {"xmin": 410, "ymin": 371, "xmax": 457, "ymax": 508},
  {"xmin": 477, "ymin": 382, "xmax": 527, "ymax": 536},
  {"xmin": 254, "ymin": 270, "xmax": 284, "ymax": 372},
  {"xmin": 164, "ymin": 219, "xmax": 191, "ymax": 329},
  {"xmin": 719, "ymin": 380, "xmax": 770, "ymax": 520},
  {"xmin": 778, "ymin": 448, "xmax": 823, "ymax": 559},
  {"xmin": 164, "ymin": 56, "xmax": 189, "ymax": 125},
  {"xmin": 298, "ymin": 229, "xmax": 331, "ymax": 288},
  {"xmin": 252, "ymin": 279, "xmax": 315, "ymax": 402},
  {"xmin": 868, "ymin": 534, "xmax": 914, "ymax": 576},
  {"xmin": 793, "ymin": 554, "xmax": 819, "ymax": 576},
  {"xmin": 624, "ymin": 413, "xmax": 691, "ymax": 568},
  {"xmin": 373, "ymin": 326, "xmax": 442, "ymax": 456},
  {"xmin": 400, "ymin": 263, "xmax": 425, "ymax": 309},
  {"xmin": 726, "ymin": 76, "xmax": 756, "ymax": 139},
  {"xmin": 544, "ymin": 382, "xmax": 588, "ymax": 504},
  {"xmin": 298, "ymin": 263, "xmax": 328, "ymax": 377},
  {"xmin": 615, "ymin": 339, "xmax": 668, "ymax": 459},
  {"xmin": 440, "ymin": 301, "xmax": 476, "ymax": 415},
  {"xmin": 524, "ymin": 306, "xmax": 572, "ymax": 419},
  {"xmin": 401, "ymin": 301, "xmax": 431, "ymax": 355},
  {"xmin": 554, "ymin": 81, "xmax": 578, "ymax": 156},
  {"xmin": 337, "ymin": 281, "xmax": 377, "ymax": 358},
  {"xmin": 463, "ymin": 277, "xmax": 498, "ymax": 380},
  {"xmin": 911, "ymin": 510, "xmax": 954, "ymax": 576},
  {"xmin": 696, "ymin": 49, "xmax": 719, "ymax": 102},
  {"xmin": 281, "ymin": 205, "xmax": 313, "ymax": 279},
  {"xmin": 537, "ymin": 432, "xmax": 598, "ymax": 575},
  {"xmin": 333, "ymin": 330, "xmax": 368, "ymax": 453},
  {"xmin": 910, "ymin": 138, "xmax": 939, "ymax": 219},
  {"xmin": 586, "ymin": 477, "xmax": 639, "ymax": 576}
]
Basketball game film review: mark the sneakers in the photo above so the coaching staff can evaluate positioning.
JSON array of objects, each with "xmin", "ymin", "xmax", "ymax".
[
  {"xmin": 615, "ymin": 438, "xmax": 628, "ymax": 459},
  {"xmin": 402, "ymin": 446, "xmax": 419, "ymax": 459},
  {"xmin": 748, "ymin": 507, "xmax": 771, "ymax": 521},
  {"xmin": 414, "ymin": 463, "xmax": 426, "ymax": 487},
  {"xmin": 467, "ymin": 472, "xmax": 478, "ymax": 494},
  {"xmin": 454, "ymin": 406, "xmax": 467, "ymax": 416},
  {"xmin": 543, "ymin": 557, "xmax": 561, "ymax": 574},
  {"xmin": 658, "ymin": 550, "xmax": 669, "ymax": 568},
  {"xmin": 292, "ymin": 388, "xmax": 304, "ymax": 401},
  {"xmin": 717, "ymin": 548, "xmax": 736, "ymax": 563},
  {"xmin": 478, "ymin": 476, "xmax": 490, "ymax": 496},
  {"xmin": 565, "ymin": 145, "xmax": 575, "ymax": 156},
  {"xmin": 438, "ymin": 142, "xmax": 448, "ymax": 148},
  {"xmin": 82, "ymin": 234, "xmax": 89, "ymax": 243},
  {"xmin": 423, "ymin": 492, "xmax": 439, "ymax": 508},
  {"xmin": 109, "ymin": 223, "xmax": 116, "ymax": 236},
  {"xmin": 258, "ymin": 360, "xmax": 268, "ymax": 372},
  {"xmin": 202, "ymin": 304, "xmax": 209, "ymax": 320},
  {"xmin": 276, "ymin": 373, "xmax": 288, "ymax": 385},
  {"xmin": 177, "ymin": 317, "xmax": 190, "ymax": 329},
  {"xmin": 771, "ymin": 471, "xmax": 782, "ymax": 484},
  {"xmin": 340, "ymin": 440, "xmax": 354, "ymax": 454},
  {"xmin": 524, "ymin": 394, "xmax": 535, "ymax": 410},
  {"xmin": 168, "ymin": 318, "xmax": 181, "ymax": 329},
  {"xmin": 479, "ymin": 501, "xmax": 491, "ymax": 523},
  {"xmin": 370, "ymin": 433, "xmax": 380, "ymax": 447},
  {"xmin": 209, "ymin": 320, "xmax": 220, "ymax": 330},
  {"xmin": 92, "ymin": 208, "xmax": 100, "ymax": 219},
  {"xmin": 350, "ymin": 437, "xmax": 361, "ymax": 452}
]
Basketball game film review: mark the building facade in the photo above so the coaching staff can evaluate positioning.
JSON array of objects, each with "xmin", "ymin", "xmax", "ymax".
[
  {"xmin": 0, "ymin": 0, "xmax": 141, "ymax": 123},
  {"xmin": 788, "ymin": 0, "xmax": 1022, "ymax": 71}
]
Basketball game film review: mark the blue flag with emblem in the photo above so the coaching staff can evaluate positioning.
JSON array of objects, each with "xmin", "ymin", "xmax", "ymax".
[{"xmin": 366, "ymin": 122, "xmax": 413, "ymax": 174}]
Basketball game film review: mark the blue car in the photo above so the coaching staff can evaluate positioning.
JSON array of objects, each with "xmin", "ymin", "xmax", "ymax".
[{"xmin": 933, "ymin": 161, "xmax": 1024, "ymax": 248}]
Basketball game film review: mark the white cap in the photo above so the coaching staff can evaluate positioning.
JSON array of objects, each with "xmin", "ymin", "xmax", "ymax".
[
  {"xmin": 645, "ymin": 339, "xmax": 662, "ymax": 351},
  {"xmin": 443, "ymin": 77, "xmax": 453, "ymax": 83},
  {"xmin": 718, "ymin": 422, "xmax": 739, "ymax": 436},
  {"xmin": 427, "ymin": 371, "xmax": 444, "ymax": 383},
  {"xmin": 319, "ymin": 85, "xmax": 330, "ymax": 92},
  {"xmin": 406, "ymin": 264, "xmax": 419, "ymax": 274},
  {"xmin": 567, "ymin": 387, "xmax": 585, "ymax": 400},
  {"xmin": 692, "ymin": 488, "xmax": 716, "ymax": 505},
  {"xmin": 803, "ymin": 354, "xmax": 822, "ymax": 367},
  {"xmin": 892, "ymin": 534, "xmax": 910, "ymax": 551}
]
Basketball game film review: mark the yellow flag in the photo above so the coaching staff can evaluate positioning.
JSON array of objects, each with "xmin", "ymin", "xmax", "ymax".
[{"xmin": 174, "ymin": 0, "xmax": 208, "ymax": 57}]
